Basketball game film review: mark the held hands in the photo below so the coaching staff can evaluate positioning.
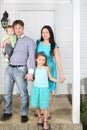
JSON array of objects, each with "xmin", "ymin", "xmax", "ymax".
[
  {"xmin": 25, "ymin": 73, "xmax": 33, "ymax": 81},
  {"xmin": 57, "ymin": 75, "xmax": 65, "ymax": 83},
  {"xmin": 60, "ymin": 74, "xmax": 65, "ymax": 83},
  {"xmin": 57, "ymin": 79, "xmax": 63, "ymax": 83}
]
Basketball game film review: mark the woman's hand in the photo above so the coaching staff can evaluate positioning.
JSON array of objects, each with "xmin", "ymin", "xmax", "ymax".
[{"xmin": 60, "ymin": 74, "xmax": 65, "ymax": 83}]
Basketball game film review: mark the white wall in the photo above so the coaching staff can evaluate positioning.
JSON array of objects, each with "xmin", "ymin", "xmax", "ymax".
[
  {"xmin": 55, "ymin": 4, "xmax": 73, "ymax": 94},
  {"xmin": 0, "ymin": 0, "xmax": 73, "ymax": 94},
  {"xmin": 80, "ymin": 0, "xmax": 87, "ymax": 94}
]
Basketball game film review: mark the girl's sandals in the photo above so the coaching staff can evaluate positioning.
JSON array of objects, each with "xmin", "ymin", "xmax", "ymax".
[
  {"xmin": 37, "ymin": 116, "xmax": 43, "ymax": 127},
  {"xmin": 43, "ymin": 120, "xmax": 49, "ymax": 130}
]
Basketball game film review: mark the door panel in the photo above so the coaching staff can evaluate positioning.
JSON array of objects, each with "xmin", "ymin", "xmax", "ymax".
[
  {"xmin": 19, "ymin": 10, "xmax": 54, "ymax": 42},
  {"xmin": 15, "ymin": 10, "xmax": 54, "ymax": 94}
]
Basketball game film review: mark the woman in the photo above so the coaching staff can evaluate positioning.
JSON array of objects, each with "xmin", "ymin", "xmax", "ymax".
[{"xmin": 35, "ymin": 25, "xmax": 65, "ymax": 119}]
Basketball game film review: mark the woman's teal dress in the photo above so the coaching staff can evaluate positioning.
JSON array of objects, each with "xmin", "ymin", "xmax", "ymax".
[{"xmin": 36, "ymin": 41, "xmax": 59, "ymax": 91}]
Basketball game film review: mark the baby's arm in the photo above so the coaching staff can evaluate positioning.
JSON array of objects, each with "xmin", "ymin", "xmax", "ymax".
[{"xmin": 46, "ymin": 66, "xmax": 61, "ymax": 83}]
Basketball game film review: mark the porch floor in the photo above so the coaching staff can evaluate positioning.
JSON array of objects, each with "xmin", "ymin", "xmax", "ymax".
[{"xmin": 0, "ymin": 95, "xmax": 82, "ymax": 130}]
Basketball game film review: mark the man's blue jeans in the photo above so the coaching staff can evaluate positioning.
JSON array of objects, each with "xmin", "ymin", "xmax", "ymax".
[{"xmin": 4, "ymin": 65, "xmax": 28, "ymax": 115}]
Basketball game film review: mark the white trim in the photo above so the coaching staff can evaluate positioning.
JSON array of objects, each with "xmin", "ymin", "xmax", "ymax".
[
  {"xmin": 3, "ymin": 0, "xmax": 71, "ymax": 4},
  {"xmin": 1, "ymin": 4, "xmax": 56, "ymax": 11},
  {"xmin": 72, "ymin": 0, "xmax": 80, "ymax": 124}
]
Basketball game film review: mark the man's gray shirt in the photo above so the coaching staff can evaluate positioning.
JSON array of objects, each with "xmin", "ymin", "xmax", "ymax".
[{"xmin": 9, "ymin": 35, "xmax": 35, "ymax": 73}]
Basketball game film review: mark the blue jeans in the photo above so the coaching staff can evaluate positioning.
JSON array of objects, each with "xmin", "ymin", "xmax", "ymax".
[{"xmin": 4, "ymin": 65, "xmax": 28, "ymax": 115}]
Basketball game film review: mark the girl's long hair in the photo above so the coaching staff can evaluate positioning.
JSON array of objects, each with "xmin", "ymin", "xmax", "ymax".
[
  {"xmin": 40, "ymin": 25, "xmax": 56, "ymax": 55},
  {"xmin": 35, "ymin": 52, "xmax": 48, "ymax": 67}
]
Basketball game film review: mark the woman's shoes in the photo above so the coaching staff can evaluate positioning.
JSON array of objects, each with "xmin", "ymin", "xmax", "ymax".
[
  {"xmin": 47, "ymin": 113, "xmax": 51, "ymax": 120},
  {"xmin": 34, "ymin": 113, "xmax": 38, "ymax": 117}
]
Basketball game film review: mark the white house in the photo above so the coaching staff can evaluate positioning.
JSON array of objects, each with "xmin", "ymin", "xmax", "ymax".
[
  {"xmin": 0, "ymin": 0, "xmax": 87, "ymax": 124},
  {"xmin": 0, "ymin": 0, "xmax": 73, "ymax": 94}
]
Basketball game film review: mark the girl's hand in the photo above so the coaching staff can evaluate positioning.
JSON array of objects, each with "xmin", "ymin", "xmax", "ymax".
[
  {"xmin": 25, "ymin": 74, "xmax": 33, "ymax": 81},
  {"xmin": 57, "ymin": 79, "xmax": 62, "ymax": 83}
]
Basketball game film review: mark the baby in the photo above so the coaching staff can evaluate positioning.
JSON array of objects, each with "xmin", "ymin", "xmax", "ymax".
[{"xmin": 0, "ymin": 25, "xmax": 17, "ymax": 62}]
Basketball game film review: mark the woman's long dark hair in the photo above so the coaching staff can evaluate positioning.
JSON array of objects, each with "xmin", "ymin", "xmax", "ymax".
[{"xmin": 40, "ymin": 25, "xmax": 56, "ymax": 55}]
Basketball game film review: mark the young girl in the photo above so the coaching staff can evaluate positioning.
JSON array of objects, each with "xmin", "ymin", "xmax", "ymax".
[{"xmin": 30, "ymin": 52, "xmax": 61, "ymax": 130}]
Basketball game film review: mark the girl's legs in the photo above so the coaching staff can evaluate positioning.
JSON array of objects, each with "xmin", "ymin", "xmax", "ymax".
[
  {"xmin": 43, "ymin": 109, "xmax": 49, "ymax": 129},
  {"xmin": 37, "ymin": 108, "xmax": 43, "ymax": 124},
  {"xmin": 34, "ymin": 109, "xmax": 43, "ymax": 117},
  {"xmin": 37, "ymin": 108, "xmax": 41, "ymax": 118},
  {"xmin": 37, "ymin": 108, "xmax": 49, "ymax": 129},
  {"xmin": 40, "ymin": 91, "xmax": 53, "ymax": 115},
  {"xmin": 40, "ymin": 110, "xmax": 43, "ymax": 115}
]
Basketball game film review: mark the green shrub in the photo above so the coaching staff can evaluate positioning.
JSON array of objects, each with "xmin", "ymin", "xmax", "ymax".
[{"xmin": 81, "ymin": 96, "xmax": 87, "ymax": 130}]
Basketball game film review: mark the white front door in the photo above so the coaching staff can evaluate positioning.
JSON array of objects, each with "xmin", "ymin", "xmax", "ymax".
[
  {"xmin": 19, "ymin": 10, "xmax": 54, "ymax": 42},
  {"xmin": 14, "ymin": 10, "xmax": 54, "ymax": 94}
]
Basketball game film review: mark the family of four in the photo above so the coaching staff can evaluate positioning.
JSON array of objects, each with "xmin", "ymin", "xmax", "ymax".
[{"xmin": 0, "ymin": 20, "xmax": 65, "ymax": 130}]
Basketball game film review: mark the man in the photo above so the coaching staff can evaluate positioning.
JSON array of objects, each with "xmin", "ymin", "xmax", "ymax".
[{"xmin": 1, "ymin": 20, "xmax": 35, "ymax": 123}]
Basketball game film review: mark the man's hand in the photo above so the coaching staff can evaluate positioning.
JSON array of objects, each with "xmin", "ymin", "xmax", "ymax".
[{"xmin": 25, "ymin": 73, "xmax": 33, "ymax": 81}]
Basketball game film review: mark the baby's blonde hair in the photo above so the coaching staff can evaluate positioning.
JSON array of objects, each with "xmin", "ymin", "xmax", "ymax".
[{"xmin": 6, "ymin": 25, "xmax": 13, "ymax": 32}]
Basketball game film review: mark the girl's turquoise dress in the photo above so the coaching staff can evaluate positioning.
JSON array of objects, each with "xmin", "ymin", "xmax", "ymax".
[
  {"xmin": 30, "ymin": 66, "xmax": 50, "ymax": 109},
  {"xmin": 36, "ymin": 41, "xmax": 59, "ymax": 91}
]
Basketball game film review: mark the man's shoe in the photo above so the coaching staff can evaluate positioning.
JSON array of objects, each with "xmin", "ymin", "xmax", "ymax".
[
  {"xmin": 21, "ymin": 115, "xmax": 28, "ymax": 123},
  {"xmin": 47, "ymin": 113, "xmax": 51, "ymax": 120},
  {"xmin": 1, "ymin": 113, "xmax": 12, "ymax": 121}
]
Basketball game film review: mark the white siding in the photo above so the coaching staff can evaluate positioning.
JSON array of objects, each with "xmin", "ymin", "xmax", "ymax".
[
  {"xmin": 80, "ymin": 0, "xmax": 87, "ymax": 94},
  {"xmin": 55, "ymin": 4, "xmax": 73, "ymax": 94},
  {"xmin": 0, "ymin": 1, "xmax": 73, "ymax": 94}
]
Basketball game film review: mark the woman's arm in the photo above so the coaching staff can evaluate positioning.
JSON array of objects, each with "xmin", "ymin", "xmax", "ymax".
[{"xmin": 54, "ymin": 48, "xmax": 65, "ymax": 82}]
